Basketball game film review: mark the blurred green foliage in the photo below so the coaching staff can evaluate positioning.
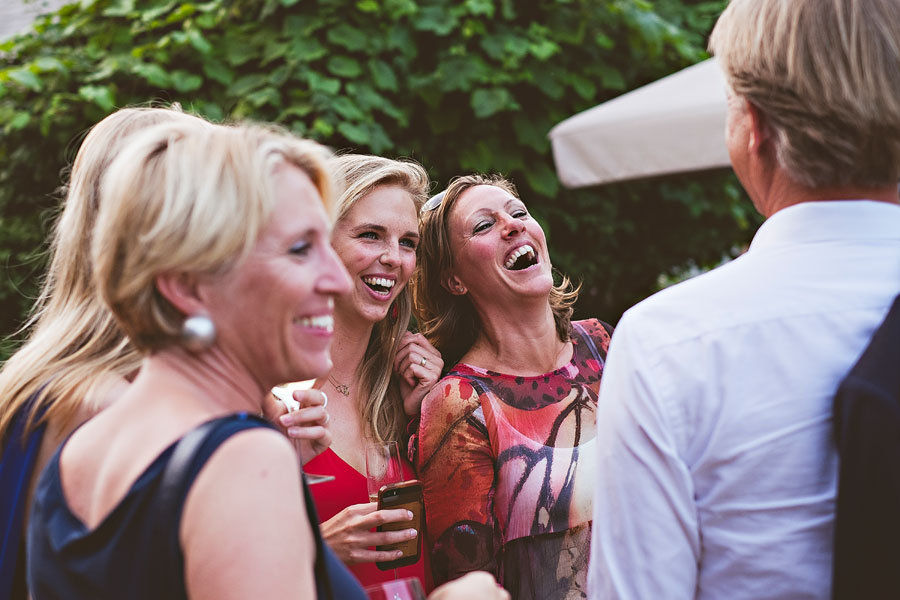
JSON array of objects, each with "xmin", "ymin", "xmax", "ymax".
[{"xmin": 0, "ymin": 0, "xmax": 760, "ymax": 359}]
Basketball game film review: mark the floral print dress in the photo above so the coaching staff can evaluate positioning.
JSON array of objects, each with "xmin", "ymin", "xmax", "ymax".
[{"xmin": 416, "ymin": 319, "xmax": 613, "ymax": 600}]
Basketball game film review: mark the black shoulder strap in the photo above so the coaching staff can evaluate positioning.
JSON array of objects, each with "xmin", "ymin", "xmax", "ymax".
[
  {"xmin": 146, "ymin": 418, "xmax": 224, "ymax": 598},
  {"xmin": 151, "ymin": 416, "xmax": 334, "ymax": 600},
  {"xmin": 157, "ymin": 419, "xmax": 223, "ymax": 524}
]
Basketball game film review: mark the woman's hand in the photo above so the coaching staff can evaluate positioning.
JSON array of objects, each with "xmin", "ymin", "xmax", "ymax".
[
  {"xmin": 393, "ymin": 332, "xmax": 444, "ymax": 416},
  {"xmin": 320, "ymin": 502, "xmax": 418, "ymax": 564},
  {"xmin": 263, "ymin": 388, "xmax": 331, "ymax": 465},
  {"xmin": 428, "ymin": 572, "xmax": 510, "ymax": 600}
]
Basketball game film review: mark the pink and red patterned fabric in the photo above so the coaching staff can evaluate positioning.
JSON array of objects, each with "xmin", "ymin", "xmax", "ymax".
[{"xmin": 417, "ymin": 319, "xmax": 612, "ymax": 599}]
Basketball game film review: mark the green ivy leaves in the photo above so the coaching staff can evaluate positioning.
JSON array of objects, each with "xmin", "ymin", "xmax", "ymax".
[
  {"xmin": 471, "ymin": 88, "xmax": 516, "ymax": 118},
  {"xmin": 0, "ymin": 0, "xmax": 751, "ymax": 358}
]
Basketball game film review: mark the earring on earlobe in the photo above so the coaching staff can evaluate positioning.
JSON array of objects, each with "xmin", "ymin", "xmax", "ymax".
[{"xmin": 180, "ymin": 314, "xmax": 216, "ymax": 352}]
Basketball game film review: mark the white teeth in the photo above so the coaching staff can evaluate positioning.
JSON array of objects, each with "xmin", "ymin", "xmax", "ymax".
[
  {"xmin": 363, "ymin": 276, "xmax": 395, "ymax": 290},
  {"xmin": 294, "ymin": 315, "xmax": 334, "ymax": 331},
  {"xmin": 504, "ymin": 244, "xmax": 536, "ymax": 269}
]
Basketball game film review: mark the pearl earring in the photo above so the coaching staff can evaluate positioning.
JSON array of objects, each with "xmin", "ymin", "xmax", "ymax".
[{"xmin": 181, "ymin": 314, "xmax": 216, "ymax": 352}]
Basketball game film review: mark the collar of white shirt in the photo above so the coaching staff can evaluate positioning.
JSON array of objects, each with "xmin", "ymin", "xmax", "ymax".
[{"xmin": 750, "ymin": 199, "xmax": 900, "ymax": 251}]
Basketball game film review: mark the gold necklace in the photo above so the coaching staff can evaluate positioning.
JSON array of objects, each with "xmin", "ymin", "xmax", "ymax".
[{"xmin": 328, "ymin": 375, "xmax": 350, "ymax": 397}]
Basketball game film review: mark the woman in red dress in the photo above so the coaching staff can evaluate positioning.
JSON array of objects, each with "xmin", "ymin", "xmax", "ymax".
[{"xmin": 299, "ymin": 154, "xmax": 443, "ymax": 590}]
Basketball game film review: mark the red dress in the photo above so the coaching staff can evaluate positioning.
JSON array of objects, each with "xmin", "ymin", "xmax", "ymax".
[{"xmin": 305, "ymin": 448, "xmax": 431, "ymax": 591}]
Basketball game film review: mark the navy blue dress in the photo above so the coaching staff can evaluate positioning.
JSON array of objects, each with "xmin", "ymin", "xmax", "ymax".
[
  {"xmin": 0, "ymin": 400, "xmax": 46, "ymax": 600},
  {"xmin": 27, "ymin": 413, "xmax": 366, "ymax": 599}
]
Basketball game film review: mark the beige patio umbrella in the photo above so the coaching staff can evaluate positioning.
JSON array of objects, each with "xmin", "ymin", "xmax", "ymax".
[{"xmin": 549, "ymin": 58, "xmax": 731, "ymax": 188}]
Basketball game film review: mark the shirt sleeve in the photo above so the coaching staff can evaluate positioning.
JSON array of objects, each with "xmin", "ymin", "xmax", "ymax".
[
  {"xmin": 588, "ymin": 312, "xmax": 700, "ymax": 599},
  {"xmin": 417, "ymin": 377, "xmax": 499, "ymax": 585}
]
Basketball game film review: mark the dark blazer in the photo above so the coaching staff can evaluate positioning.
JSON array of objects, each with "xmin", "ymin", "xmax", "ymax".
[{"xmin": 833, "ymin": 294, "xmax": 900, "ymax": 600}]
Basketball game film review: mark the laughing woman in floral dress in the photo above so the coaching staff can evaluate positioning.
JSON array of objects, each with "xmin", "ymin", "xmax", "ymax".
[{"xmin": 412, "ymin": 174, "xmax": 613, "ymax": 599}]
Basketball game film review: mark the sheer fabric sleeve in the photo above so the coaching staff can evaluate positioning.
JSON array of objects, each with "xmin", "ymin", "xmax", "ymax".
[{"xmin": 416, "ymin": 377, "xmax": 499, "ymax": 585}]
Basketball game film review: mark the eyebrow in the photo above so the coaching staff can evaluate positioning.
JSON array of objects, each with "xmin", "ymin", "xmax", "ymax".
[{"xmin": 467, "ymin": 198, "xmax": 524, "ymax": 221}]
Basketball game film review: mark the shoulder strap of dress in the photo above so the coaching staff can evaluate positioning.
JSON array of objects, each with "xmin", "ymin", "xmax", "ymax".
[
  {"xmin": 149, "ymin": 414, "xmax": 277, "ymax": 598},
  {"xmin": 156, "ymin": 417, "xmax": 230, "ymax": 530}
]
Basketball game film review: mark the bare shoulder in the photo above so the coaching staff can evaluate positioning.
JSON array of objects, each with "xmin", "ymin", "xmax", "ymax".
[
  {"xmin": 183, "ymin": 426, "xmax": 300, "ymax": 518},
  {"xmin": 181, "ymin": 426, "xmax": 316, "ymax": 599}
]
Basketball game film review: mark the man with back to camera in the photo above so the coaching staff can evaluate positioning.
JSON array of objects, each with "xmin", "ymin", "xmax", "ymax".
[{"xmin": 587, "ymin": 0, "xmax": 900, "ymax": 598}]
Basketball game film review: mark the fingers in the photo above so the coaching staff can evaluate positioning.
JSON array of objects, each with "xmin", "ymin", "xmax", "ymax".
[
  {"xmin": 278, "ymin": 389, "xmax": 332, "ymax": 460},
  {"xmin": 279, "ymin": 404, "xmax": 328, "ymax": 429},
  {"xmin": 346, "ymin": 507, "xmax": 417, "ymax": 540},
  {"xmin": 396, "ymin": 343, "xmax": 440, "ymax": 373},
  {"xmin": 393, "ymin": 333, "xmax": 442, "ymax": 372},
  {"xmin": 394, "ymin": 345, "xmax": 443, "ymax": 385},
  {"xmin": 322, "ymin": 503, "xmax": 419, "ymax": 565},
  {"xmin": 289, "ymin": 424, "xmax": 331, "ymax": 441},
  {"xmin": 261, "ymin": 392, "xmax": 288, "ymax": 422},
  {"xmin": 341, "ymin": 502, "xmax": 379, "ymax": 517},
  {"xmin": 364, "ymin": 508, "xmax": 414, "ymax": 527},
  {"xmin": 405, "ymin": 363, "xmax": 433, "ymax": 386},
  {"xmin": 373, "ymin": 527, "xmax": 418, "ymax": 544},
  {"xmin": 279, "ymin": 389, "xmax": 329, "ymax": 428},
  {"xmin": 355, "ymin": 525, "xmax": 418, "ymax": 548},
  {"xmin": 345, "ymin": 547, "xmax": 407, "ymax": 564},
  {"xmin": 293, "ymin": 388, "xmax": 328, "ymax": 409}
]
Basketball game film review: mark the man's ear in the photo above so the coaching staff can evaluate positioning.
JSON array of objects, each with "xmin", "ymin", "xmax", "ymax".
[
  {"xmin": 155, "ymin": 271, "xmax": 207, "ymax": 318},
  {"xmin": 745, "ymin": 100, "xmax": 772, "ymax": 156},
  {"xmin": 443, "ymin": 273, "xmax": 467, "ymax": 296}
]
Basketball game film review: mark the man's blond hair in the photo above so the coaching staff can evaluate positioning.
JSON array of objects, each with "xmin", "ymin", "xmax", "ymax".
[{"xmin": 710, "ymin": 0, "xmax": 900, "ymax": 188}]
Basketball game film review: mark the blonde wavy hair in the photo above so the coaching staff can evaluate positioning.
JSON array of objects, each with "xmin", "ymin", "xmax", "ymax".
[
  {"xmin": 92, "ymin": 122, "xmax": 333, "ymax": 353},
  {"xmin": 709, "ymin": 0, "xmax": 900, "ymax": 188},
  {"xmin": 0, "ymin": 106, "xmax": 206, "ymax": 443},
  {"xmin": 412, "ymin": 174, "xmax": 578, "ymax": 368},
  {"xmin": 328, "ymin": 154, "xmax": 429, "ymax": 444}
]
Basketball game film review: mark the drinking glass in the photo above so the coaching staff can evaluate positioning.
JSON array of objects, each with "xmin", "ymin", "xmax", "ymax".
[
  {"xmin": 363, "ymin": 577, "xmax": 426, "ymax": 600},
  {"xmin": 272, "ymin": 382, "xmax": 335, "ymax": 485},
  {"xmin": 366, "ymin": 441, "xmax": 403, "ymax": 502}
]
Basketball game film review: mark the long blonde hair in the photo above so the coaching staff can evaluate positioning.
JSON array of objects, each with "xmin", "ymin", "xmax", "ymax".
[
  {"xmin": 0, "ymin": 107, "xmax": 206, "ymax": 443},
  {"xmin": 329, "ymin": 154, "xmax": 429, "ymax": 444}
]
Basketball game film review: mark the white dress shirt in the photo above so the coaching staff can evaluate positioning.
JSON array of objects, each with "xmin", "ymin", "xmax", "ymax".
[{"xmin": 589, "ymin": 201, "xmax": 900, "ymax": 600}]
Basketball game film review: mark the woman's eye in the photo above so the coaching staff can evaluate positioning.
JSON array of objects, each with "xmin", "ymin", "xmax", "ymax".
[
  {"xmin": 512, "ymin": 209, "xmax": 527, "ymax": 218},
  {"xmin": 400, "ymin": 238, "xmax": 417, "ymax": 249},
  {"xmin": 473, "ymin": 221, "xmax": 492, "ymax": 233},
  {"xmin": 359, "ymin": 231, "xmax": 378, "ymax": 240},
  {"xmin": 289, "ymin": 242, "xmax": 311, "ymax": 256}
]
